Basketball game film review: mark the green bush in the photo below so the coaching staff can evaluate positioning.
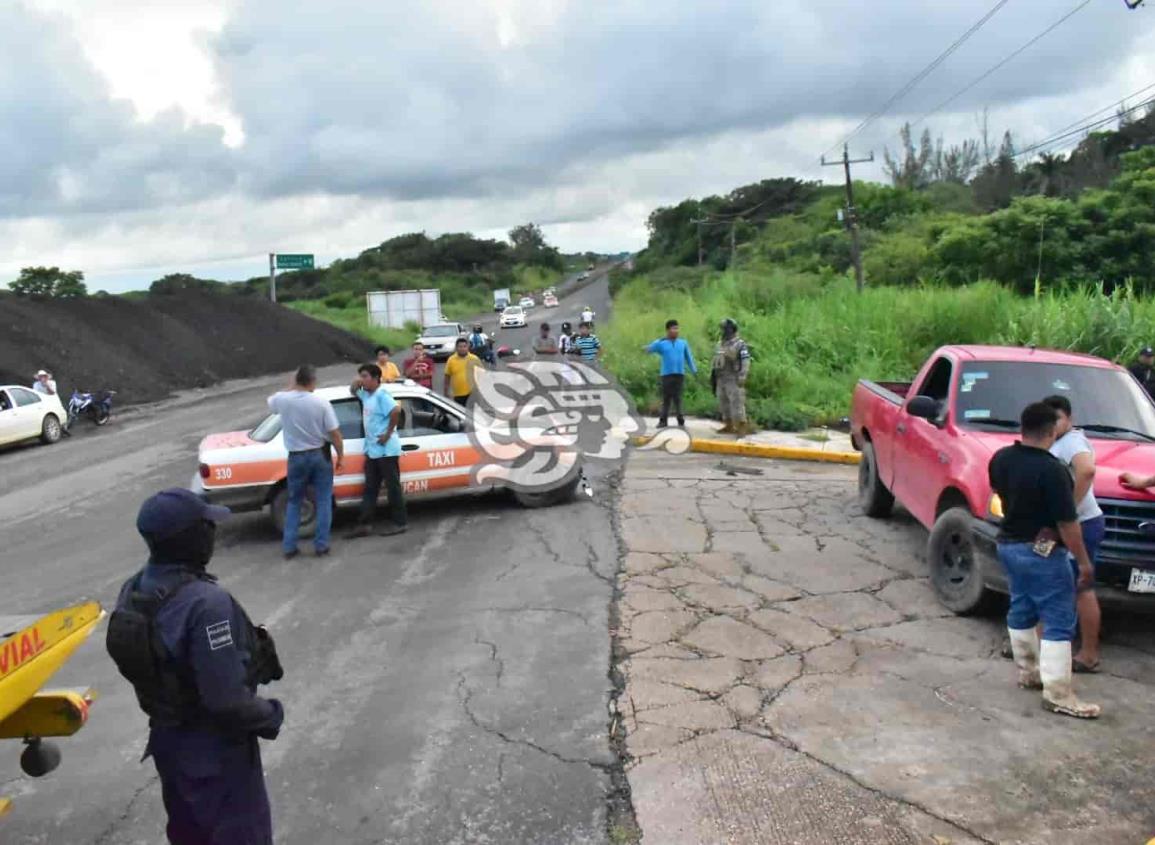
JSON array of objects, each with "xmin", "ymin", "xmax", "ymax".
[{"xmin": 603, "ymin": 267, "xmax": 1155, "ymax": 430}]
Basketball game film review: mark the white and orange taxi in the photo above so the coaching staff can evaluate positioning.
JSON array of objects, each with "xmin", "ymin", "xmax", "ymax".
[{"xmin": 191, "ymin": 382, "xmax": 580, "ymax": 535}]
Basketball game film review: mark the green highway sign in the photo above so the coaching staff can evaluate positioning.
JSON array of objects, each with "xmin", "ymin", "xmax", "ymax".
[{"xmin": 275, "ymin": 253, "xmax": 314, "ymax": 270}]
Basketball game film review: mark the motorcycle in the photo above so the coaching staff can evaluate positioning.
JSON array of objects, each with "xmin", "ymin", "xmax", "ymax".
[{"xmin": 65, "ymin": 389, "xmax": 116, "ymax": 432}]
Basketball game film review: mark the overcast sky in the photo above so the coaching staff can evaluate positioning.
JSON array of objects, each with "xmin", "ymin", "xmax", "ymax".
[{"xmin": 4, "ymin": 0, "xmax": 1154, "ymax": 292}]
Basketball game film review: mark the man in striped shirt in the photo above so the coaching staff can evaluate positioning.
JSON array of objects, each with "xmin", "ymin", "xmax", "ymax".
[{"xmin": 571, "ymin": 321, "xmax": 603, "ymax": 363}]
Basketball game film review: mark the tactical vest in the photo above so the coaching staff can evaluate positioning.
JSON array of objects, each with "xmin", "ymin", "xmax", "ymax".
[{"xmin": 106, "ymin": 574, "xmax": 203, "ymax": 727}]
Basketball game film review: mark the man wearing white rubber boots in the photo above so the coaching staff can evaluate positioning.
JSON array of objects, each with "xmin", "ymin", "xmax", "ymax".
[{"xmin": 988, "ymin": 401, "xmax": 1100, "ymax": 719}]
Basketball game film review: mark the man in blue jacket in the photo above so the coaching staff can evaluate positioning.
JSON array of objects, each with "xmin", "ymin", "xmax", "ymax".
[{"xmin": 645, "ymin": 319, "xmax": 697, "ymax": 428}]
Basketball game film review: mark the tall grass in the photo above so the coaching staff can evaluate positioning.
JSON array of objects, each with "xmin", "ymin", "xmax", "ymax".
[{"xmin": 603, "ymin": 269, "xmax": 1155, "ymax": 430}]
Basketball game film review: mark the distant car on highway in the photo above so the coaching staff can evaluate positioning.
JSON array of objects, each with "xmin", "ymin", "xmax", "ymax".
[
  {"xmin": 501, "ymin": 305, "xmax": 528, "ymax": 328},
  {"xmin": 0, "ymin": 385, "xmax": 65, "ymax": 447},
  {"xmin": 415, "ymin": 322, "xmax": 465, "ymax": 360},
  {"xmin": 543, "ymin": 294, "xmax": 559, "ymax": 308},
  {"xmin": 577, "ymin": 271, "xmax": 589, "ymax": 281},
  {"xmin": 519, "ymin": 296, "xmax": 535, "ymax": 309},
  {"xmin": 192, "ymin": 383, "xmax": 582, "ymax": 535},
  {"xmin": 586, "ymin": 263, "xmax": 595, "ymax": 271}
]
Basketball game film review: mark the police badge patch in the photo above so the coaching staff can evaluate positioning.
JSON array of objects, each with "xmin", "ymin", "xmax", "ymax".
[{"xmin": 206, "ymin": 620, "xmax": 234, "ymax": 650}]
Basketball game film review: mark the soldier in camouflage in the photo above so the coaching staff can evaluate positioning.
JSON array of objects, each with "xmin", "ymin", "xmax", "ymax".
[{"xmin": 712, "ymin": 318, "xmax": 753, "ymax": 435}]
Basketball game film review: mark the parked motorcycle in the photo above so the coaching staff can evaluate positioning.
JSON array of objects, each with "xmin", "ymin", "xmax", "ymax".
[{"xmin": 65, "ymin": 389, "xmax": 116, "ymax": 432}]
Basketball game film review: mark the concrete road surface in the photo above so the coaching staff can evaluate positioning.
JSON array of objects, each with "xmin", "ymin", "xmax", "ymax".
[{"xmin": 0, "ymin": 358, "xmax": 619, "ymax": 843}]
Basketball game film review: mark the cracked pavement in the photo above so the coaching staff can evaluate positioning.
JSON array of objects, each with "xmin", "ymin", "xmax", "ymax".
[
  {"xmin": 0, "ymin": 362, "xmax": 618, "ymax": 844},
  {"xmin": 616, "ymin": 450, "xmax": 1155, "ymax": 845}
]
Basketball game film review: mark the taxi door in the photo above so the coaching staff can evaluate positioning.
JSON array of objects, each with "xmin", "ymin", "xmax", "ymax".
[
  {"xmin": 394, "ymin": 393, "xmax": 485, "ymax": 499},
  {"xmin": 330, "ymin": 396, "xmax": 367, "ymax": 505}
]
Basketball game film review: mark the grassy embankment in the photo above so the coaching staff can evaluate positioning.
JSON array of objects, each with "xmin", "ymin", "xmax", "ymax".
[
  {"xmin": 602, "ymin": 266, "xmax": 1155, "ymax": 430},
  {"xmin": 292, "ymin": 265, "xmax": 561, "ymax": 351}
]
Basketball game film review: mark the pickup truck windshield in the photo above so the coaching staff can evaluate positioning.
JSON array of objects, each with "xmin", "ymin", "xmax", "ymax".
[
  {"xmin": 955, "ymin": 361, "xmax": 1155, "ymax": 437},
  {"xmin": 422, "ymin": 325, "xmax": 459, "ymax": 337}
]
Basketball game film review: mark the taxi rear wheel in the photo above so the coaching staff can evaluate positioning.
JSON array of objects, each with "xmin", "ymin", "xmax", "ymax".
[
  {"xmin": 270, "ymin": 485, "xmax": 318, "ymax": 538},
  {"xmin": 514, "ymin": 473, "xmax": 581, "ymax": 508}
]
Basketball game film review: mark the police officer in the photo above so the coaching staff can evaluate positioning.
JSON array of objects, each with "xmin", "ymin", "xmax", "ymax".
[
  {"xmin": 712, "ymin": 318, "xmax": 752, "ymax": 436},
  {"xmin": 107, "ymin": 489, "xmax": 284, "ymax": 844}
]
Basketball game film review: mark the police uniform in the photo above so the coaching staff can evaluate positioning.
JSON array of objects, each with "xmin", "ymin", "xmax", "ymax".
[
  {"xmin": 712, "ymin": 323, "xmax": 751, "ymax": 432},
  {"xmin": 108, "ymin": 489, "xmax": 284, "ymax": 845}
]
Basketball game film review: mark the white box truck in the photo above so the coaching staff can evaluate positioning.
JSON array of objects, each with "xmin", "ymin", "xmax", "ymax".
[
  {"xmin": 493, "ymin": 288, "xmax": 511, "ymax": 312},
  {"xmin": 366, "ymin": 289, "xmax": 442, "ymax": 330}
]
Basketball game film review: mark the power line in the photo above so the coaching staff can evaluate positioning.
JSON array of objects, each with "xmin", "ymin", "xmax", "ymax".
[
  {"xmin": 1014, "ymin": 93, "xmax": 1155, "ymax": 159},
  {"xmin": 1026, "ymin": 80, "xmax": 1155, "ymax": 145},
  {"xmin": 823, "ymin": 0, "xmax": 1012, "ymax": 158},
  {"xmin": 907, "ymin": 0, "xmax": 1093, "ymax": 134}
]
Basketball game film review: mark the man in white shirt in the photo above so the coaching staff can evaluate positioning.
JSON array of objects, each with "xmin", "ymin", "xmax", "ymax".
[
  {"xmin": 32, "ymin": 370, "xmax": 57, "ymax": 395},
  {"xmin": 1044, "ymin": 394, "xmax": 1104, "ymax": 672},
  {"xmin": 268, "ymin": 365, "xmax": 345, "ymax": 559}
]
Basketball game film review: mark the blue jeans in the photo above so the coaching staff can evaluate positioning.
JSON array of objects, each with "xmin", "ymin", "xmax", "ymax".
[
  {"xmin": 284, "ymin": 449, "xmax": 333, "ymax": 553},
  {"xmin": 998, "ymin": 541, "xmax": 1077, "ymax": 641}
]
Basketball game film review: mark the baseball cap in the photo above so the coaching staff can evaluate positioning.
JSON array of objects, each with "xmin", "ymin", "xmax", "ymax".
[
  {"xmin": 1142, "ymin": 347, "xmax": 1155, "ymax": 357},
  {"xmin": 137, "ymin": 488, "xmax": 230, "ymax": 540}
]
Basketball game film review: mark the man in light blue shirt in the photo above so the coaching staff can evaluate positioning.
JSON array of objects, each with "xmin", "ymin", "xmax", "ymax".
[
  {"xmin": 645, "ymin": 319, "xmax": 697, "ymax": 428},
  {"xmin": 347, "ymin": 363, "xmax": 406, "ymax": 538}
]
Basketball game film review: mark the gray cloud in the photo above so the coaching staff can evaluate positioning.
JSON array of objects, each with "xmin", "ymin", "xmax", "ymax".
[
  {"xmin": 0, "ymin": 3, "xmax": 235, "ymax": 218},
  {"xmin": 213, "ymin": 0, "xmax": 1154, "ymax": 202},
  {"xmin": 3, "ymin": 0, "xmax": 1154, "ymax": 230}
]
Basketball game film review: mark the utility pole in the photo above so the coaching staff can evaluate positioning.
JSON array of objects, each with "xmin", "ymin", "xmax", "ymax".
[
  {"xmin": 690, "ymin": 217, "xmax": 707, "ymax": 266},
  {"xmin": 822, "ymin": 144, "xmax": 874, "ymax": 293},
  {"xmin": 268, "ymin": 253, "xmax": 277, "ymax": 303}
]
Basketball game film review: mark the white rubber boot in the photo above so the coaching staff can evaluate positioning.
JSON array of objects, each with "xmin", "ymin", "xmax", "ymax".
[
  {"xmin": 1039, "ymin": 639, "xmax": 1101, "ymax": 719},
  {"xmin": 1007, "ymin": 627, "xmax": 1042, "ymax": 689}
]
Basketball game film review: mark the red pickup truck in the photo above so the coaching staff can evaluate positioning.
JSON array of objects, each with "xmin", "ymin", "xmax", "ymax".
[{"xmin": 850, "ymin": 344, "xmax": 1155, "ymax": 614}]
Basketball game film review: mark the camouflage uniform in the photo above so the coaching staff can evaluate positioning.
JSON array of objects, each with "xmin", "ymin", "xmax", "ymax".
[{"xmin": 712, "ymin": 335, "xmax": 751, "ymax": 426}]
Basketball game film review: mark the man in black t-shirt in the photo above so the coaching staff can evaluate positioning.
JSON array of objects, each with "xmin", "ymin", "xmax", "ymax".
[{"xmin": 988, "ymin": 402, "xmax": 1100, "ymax": 719}]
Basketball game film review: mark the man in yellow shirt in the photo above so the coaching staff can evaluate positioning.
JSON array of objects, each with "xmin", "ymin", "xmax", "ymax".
[
  {"xmin": 375, "ymin": 345, "xmax": 402, "ymax": 382},
  {"xmin": 443, "ymin": 338, "xmax": 481, "ymax": 406}
]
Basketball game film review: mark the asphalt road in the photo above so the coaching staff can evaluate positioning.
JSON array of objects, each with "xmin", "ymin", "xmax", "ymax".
[{"xmin": 0, "ymin": 272, "xmax": 620, "ymax": 843}]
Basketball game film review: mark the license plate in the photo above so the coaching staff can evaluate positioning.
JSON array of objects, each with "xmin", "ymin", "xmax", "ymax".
[{"xmin": 1128, "ymin": 568, "xmax": 1155, "ymax": 593}]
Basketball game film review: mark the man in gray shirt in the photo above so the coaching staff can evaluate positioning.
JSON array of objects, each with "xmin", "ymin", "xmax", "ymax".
[{"xmin": 268, "ymin": 365, "xmax": 344, "ymax": 559}]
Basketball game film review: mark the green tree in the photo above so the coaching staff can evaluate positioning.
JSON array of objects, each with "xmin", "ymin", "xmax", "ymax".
[
  {"xmin": 8, "ymin": 266, "xmax": 87, "ymax": 298},
  {"xmin": 508, "ymin": 222, "xmax": 563, "ymax": 270}
]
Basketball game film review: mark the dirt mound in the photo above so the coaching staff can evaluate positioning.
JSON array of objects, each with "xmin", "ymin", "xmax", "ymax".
[{"xmin": 0, "ymin": 292, "xmax": 368, "ymax": 405}]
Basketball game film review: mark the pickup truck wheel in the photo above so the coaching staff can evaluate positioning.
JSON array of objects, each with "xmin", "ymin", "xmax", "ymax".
[
  {"xmin": 270, "ymin": 485, "xmax": 318, "ymax": 539},
  {"xmin": 858, "ymin": 442, "xmax": 894, "ymax": 518},
  {"xmin": 928, "ymin": 507, "xmax": 995, "ymax": 615}
]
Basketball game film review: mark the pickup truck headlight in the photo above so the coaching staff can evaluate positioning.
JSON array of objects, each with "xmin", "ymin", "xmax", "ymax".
[{"xmin": 988, "ymin": 494, "xmax": 1004, "ymax": 519}]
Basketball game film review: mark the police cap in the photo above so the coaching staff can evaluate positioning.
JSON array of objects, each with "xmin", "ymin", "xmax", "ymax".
[{"xmin": 137, "ymin": 488, "xmax": 231, "ymax": 541}]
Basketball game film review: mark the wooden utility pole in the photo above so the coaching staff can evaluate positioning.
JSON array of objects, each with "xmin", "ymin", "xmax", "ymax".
[{"xmin": 822, "ymin": 144, "xmax": 874, "ymax": 293}]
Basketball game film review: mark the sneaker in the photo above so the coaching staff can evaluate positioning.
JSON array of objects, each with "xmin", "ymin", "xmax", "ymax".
[
  {"xmin": 283, "ymin": 548, "xmax": 300, "ymax": 561},
  {"xmin": 315, "ymin": 547, "xmax": 331, "ymax": 558},
  {"xmin": 676, "ymin": 417, "xmax": 685, "ymax": 427},
  {"xmin": 344, "ymin": 524, "xmax": 372, "ymax": 540},
  {"xmin": 656, "ymin": 420, "xmax": 668, "ymax": 429},
  {"xmin": 378, "ymin": 524, "xmax": 408, "ymax": 537}
]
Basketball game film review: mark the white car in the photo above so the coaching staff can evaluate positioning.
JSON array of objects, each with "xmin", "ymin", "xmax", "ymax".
[
  {"xmin": 415, "ymin": 322, "xmax": 465, "ymax": 360},
  {"xmin": 0, "ymin": 386, "xmax": 66, "ymax": 447},
  {"xmin": 192, "ymin": 383, "xmax": 581, "ymax": 534},
  {"xmin": 519, "ymin": 296, "xmax": 535, "ymax": 309},
  {"xmin": 500, "ymin": 306, "xmax": 528, "ymax": 328},
  {"xmin": 543, "ymin": 294, "xmax": 559, "ymax": 308}
]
